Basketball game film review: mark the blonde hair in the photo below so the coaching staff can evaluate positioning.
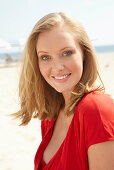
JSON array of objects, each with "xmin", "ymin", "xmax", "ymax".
[{"xmin": 13, "ymin": 12, "xmax": 104, "ymax": 125}]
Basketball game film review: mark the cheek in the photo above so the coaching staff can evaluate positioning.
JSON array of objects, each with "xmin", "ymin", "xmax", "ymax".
[
  {"xmin": 71, "ymin": 59, "xmax": 83, "ymax": 76},
  {"xmin": 39, "ymin": 63, "xmax": 44, "ymax": 77},
  {"xmin": 69, "ymin": 58, "xmax": 83, "ymax": 69},
  {"xmin": 39, "ymin": 63, "xmax": 49, "ymax": 79}
]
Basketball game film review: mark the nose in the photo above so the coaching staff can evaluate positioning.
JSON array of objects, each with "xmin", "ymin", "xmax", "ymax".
[{"xmin": 52, "ymin": 59, "xmax": 64, "ymax": 71}]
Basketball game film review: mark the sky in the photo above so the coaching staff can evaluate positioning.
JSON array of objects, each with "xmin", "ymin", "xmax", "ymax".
[{"xmin": 0, "ymin": 0, "xmax": 114, "ymax": 45}]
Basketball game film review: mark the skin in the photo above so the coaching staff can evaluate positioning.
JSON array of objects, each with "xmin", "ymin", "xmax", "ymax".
[
  {"xmin": 88, "ymin": 141, "xmax": 114, "ymax": 170},
  {"xmin": 36, "ymin": 24, "xmax": 114, "ymax": 169},
  {"xmin": 36, "ymin": 24, "xmax": 83, "ymax": 105}
]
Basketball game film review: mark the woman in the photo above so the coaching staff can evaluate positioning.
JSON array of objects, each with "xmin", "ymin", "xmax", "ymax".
[{"xmin": 15, "ymin": 12, "xmax": 114, "ymax": 169}]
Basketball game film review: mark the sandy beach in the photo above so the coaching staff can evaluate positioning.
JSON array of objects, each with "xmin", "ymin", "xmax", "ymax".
[
  {"xmin": 0, "ymin": 66, "xmax": 41, "ymax": 170},
  {"xmin": 0, "ymin": 52, "xmax": 114, "ymax": 170}
]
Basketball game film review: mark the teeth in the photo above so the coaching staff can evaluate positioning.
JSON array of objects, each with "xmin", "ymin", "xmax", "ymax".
[{"xmin": 54, "ymin": 74, "xmax": 69, "ymax": 80}]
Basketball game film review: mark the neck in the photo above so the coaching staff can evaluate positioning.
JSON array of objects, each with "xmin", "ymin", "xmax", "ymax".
[{"xmin": 62, "ymin": 91, "xmax": 72, "ymax": 107}]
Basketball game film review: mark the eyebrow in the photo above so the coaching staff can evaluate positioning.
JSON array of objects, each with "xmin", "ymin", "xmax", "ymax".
[
  {"xmin": 37, "ymin": 47, "xmax": 73, "ymax": 55},
  {"xmin": 37, "ymin": 51, "xmax": 48, "ymax": 55}
]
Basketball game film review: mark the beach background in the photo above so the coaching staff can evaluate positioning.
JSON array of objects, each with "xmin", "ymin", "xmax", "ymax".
[{"xmin": 0, "ymin": 47, "xmax": 114, "ymax": 170}]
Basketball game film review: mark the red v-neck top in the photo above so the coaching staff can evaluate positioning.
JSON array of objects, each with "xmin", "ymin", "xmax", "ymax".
[{"xmin": 34, "ymin": 92, "xmax": 114, "ymax": 170}]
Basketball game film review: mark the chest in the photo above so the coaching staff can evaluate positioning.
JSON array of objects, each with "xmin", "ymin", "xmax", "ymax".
[
  {"xmin": 34, "ymin": 110, "xmax": 89, "ymax": 170},
  {"xmin": 43, "ymin": 114, "xmax": 73, "ymax": 164}
]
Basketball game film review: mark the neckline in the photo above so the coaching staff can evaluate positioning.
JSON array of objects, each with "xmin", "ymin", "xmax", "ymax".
[
  {"xmin": 41, "ymin": 92, "xmax": 92, "ymax": 167},
  {"xmin": 42, "ymin": 109, "xmax": 76, "ymax": 167}
]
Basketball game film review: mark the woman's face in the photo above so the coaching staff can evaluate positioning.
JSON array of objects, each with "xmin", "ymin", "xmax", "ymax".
[{"xmin": 36, "ymin": 25, "xmax": 84, "ymax": 94}]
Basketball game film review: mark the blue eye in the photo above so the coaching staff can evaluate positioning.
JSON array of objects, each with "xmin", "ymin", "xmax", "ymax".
[
  {"xmin": 41, "ymin": 55, "xmax": 50, "ymax": 61},
  {"xmin": 63, "ymin": 51, "xmax": 72, "ymax": 56}
]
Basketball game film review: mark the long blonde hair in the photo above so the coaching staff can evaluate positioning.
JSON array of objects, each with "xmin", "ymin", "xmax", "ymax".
[{"xmin": 14, "ymin": 12, "xmax": 104, "ymax": 125}]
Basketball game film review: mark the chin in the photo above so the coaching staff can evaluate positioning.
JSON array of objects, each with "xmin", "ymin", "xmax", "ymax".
[{"xmin": 54, "ymin": 87, "xmax": 73, "ymax": 94}]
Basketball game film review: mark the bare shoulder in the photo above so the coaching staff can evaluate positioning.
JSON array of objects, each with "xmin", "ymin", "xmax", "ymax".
[{"xmin": 88, "ymin": 140, "xmax": 114, "ymax": 170}]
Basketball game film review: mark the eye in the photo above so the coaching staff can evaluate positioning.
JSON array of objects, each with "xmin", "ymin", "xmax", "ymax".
[
  {"xmin": 63, "ymin": 51, "xmax": 72, "ymax": 56},
  {"xmin": 41, "ymin": 55, "xmax": 51, "ymax": 61}
]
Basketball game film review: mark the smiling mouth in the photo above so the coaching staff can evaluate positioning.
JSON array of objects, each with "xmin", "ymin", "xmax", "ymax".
[{"xmin": 53, "ymin": 73, "xmax": 71, "ymax": 80}]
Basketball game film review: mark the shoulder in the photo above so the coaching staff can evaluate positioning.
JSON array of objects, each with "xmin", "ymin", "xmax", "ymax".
[
  {"xmin": 41, "ymin": 119, "xmax": 54, "ymax": 139},
  {"xmin": 41, "ymin": 119, "xmax": 54, "ymax": 128},
  {"xmin": 77, "ymin": 91, "xmax": 114, "ymax": 118},
  {"xmin": 76, "ymin": 91, "xmax": 114, "ymax": 150},
  {"xmin": 78, "ymin": 91, "xmax": 114, "ymax": 108}
]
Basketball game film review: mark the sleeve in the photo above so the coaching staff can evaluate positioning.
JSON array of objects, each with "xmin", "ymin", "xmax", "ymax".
[
  {"xmin": 41, "ymin": 119, "xmax": 54, "ymax": 140},
  {"xmin": 79, "ymin": 93, "xmax": 114, "ymax": 151}
]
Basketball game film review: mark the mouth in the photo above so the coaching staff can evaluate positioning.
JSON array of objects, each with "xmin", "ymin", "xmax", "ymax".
[{"xmin": 52, "ymin": 73, "xmax": 71, "ymax": 80}]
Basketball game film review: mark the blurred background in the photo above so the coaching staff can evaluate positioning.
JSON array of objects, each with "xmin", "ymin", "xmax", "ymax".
[
  {"xmin": 0, "ymin": 0, "xmax": 114, "ymax": 63},
  {"xmin": 0, "ymin": 0, "xmax": 114, "ymax": 170}
]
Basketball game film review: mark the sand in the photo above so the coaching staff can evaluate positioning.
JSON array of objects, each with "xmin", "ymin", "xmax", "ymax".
[
  {"xmin": 0, "ymin": 67, "xmax": 41, "ymax": 170},
  {"xmin": 0, "ymin": 52, "xmax": 114, "ymax": 170},
  {"xmin": 96, "ymin": 52, "xmax": 114, "ymax": 97}
]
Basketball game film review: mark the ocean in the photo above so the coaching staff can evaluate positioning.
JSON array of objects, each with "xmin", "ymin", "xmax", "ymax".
[
  {"xmin": 94, "ymin": 45, "xmax": 114, "ymax": 53},
  {"xmin": 0, "ymin": 44, "xmax": 114, "ymax": 64}
]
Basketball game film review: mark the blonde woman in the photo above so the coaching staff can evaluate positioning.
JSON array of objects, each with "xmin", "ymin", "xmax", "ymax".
[{"xmin": 14, "ymin": 12, "xmax": 114, "ymax": 170}]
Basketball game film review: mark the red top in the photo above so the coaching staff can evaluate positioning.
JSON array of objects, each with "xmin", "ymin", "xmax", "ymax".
[{"xmin": 34, "ymin": 92, "xmax": 114, "ymax": 170}]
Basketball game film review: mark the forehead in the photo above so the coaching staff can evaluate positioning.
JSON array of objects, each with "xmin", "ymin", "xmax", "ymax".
[{"xmin": 36, "ymin": 26, "xmax": 78, "ymax": 52}]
